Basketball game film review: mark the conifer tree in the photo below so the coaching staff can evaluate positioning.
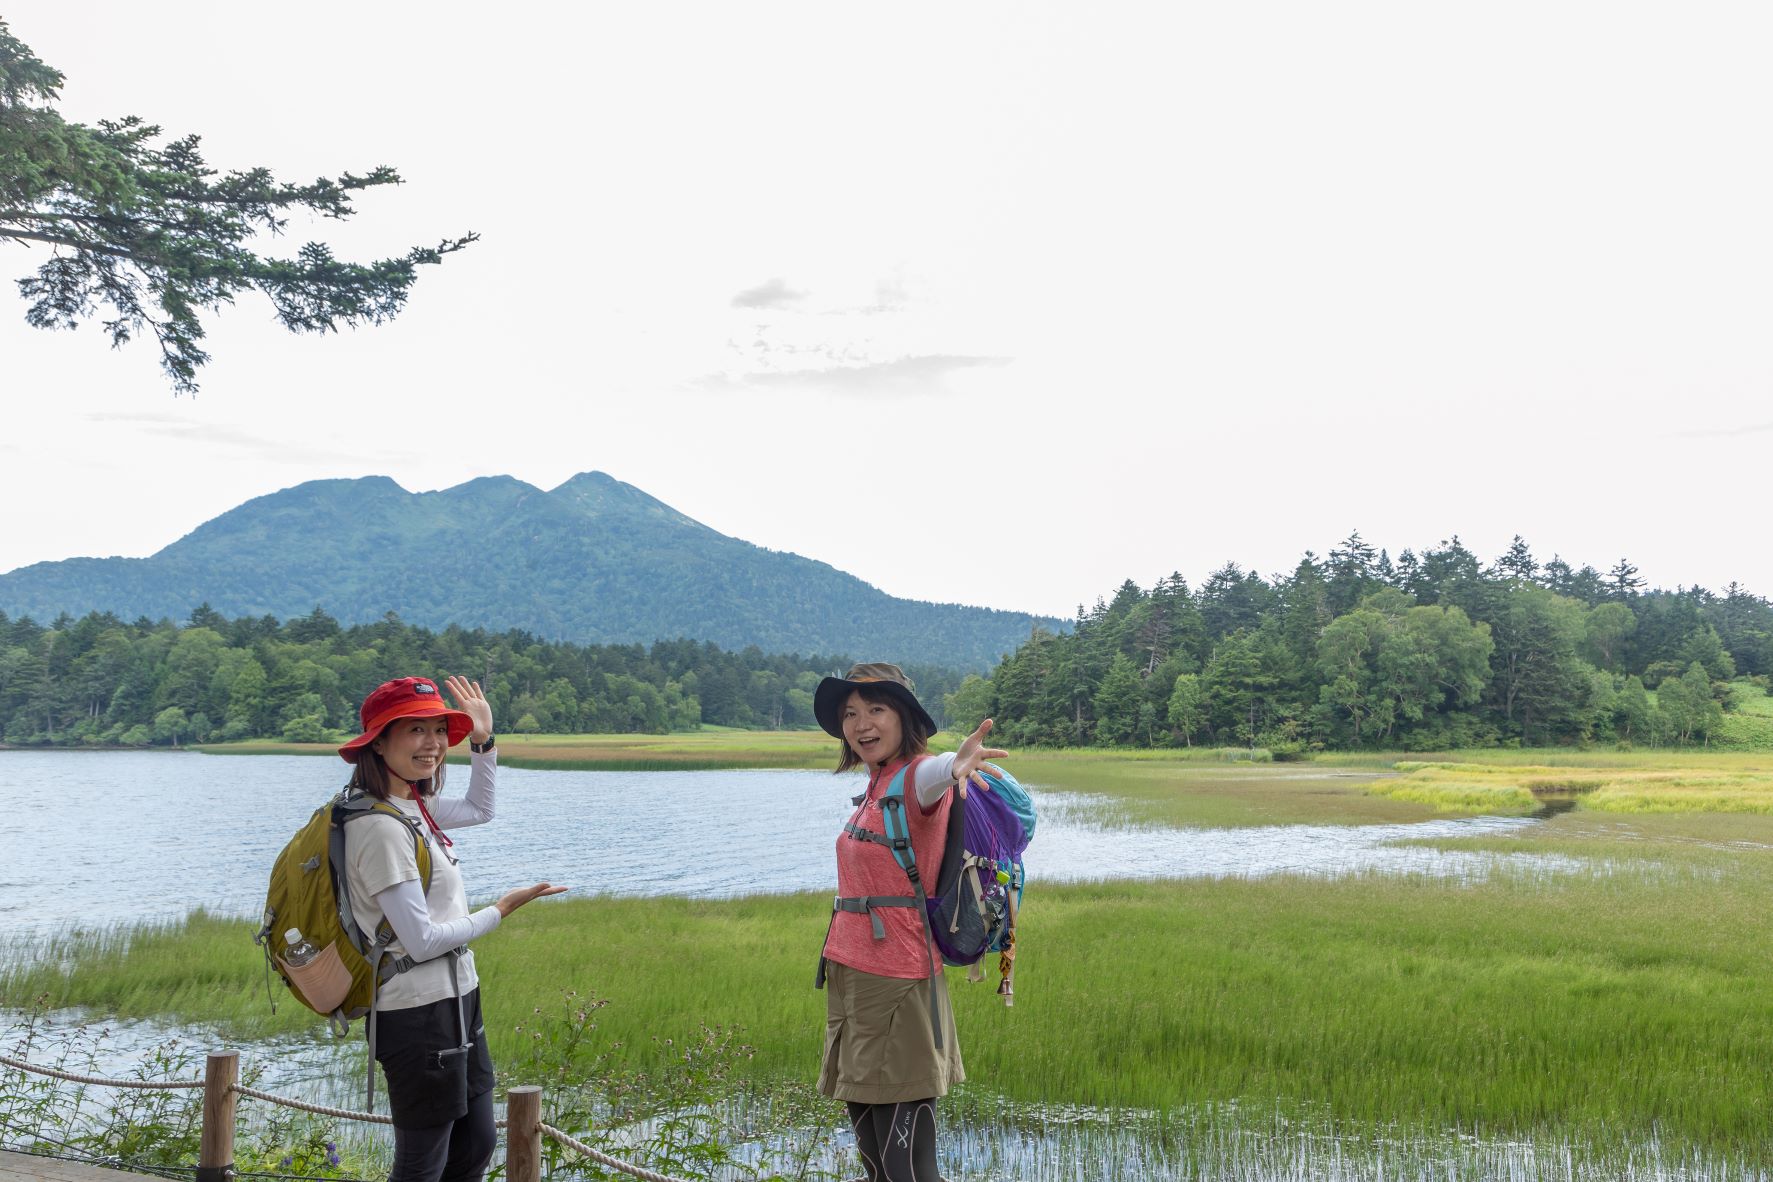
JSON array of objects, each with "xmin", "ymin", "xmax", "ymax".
[{"xmin": 0, "ymin": 21, "xmax": 474, "ymax": 393}]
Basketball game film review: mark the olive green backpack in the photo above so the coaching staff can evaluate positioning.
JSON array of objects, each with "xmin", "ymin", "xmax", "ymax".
[{"xmin": 255, "ymin": 788, "xmax": 433, "ymax": 1034}]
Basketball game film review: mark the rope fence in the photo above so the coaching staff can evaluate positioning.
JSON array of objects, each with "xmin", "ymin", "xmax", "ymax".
[
  {"xmin": 1, "ymin": 1051, "xmax": 693, "ymax": 1182},
  {"xmin": 536, "ymin": 1124, "xmax": 686, "ymax": 1182},
  {"xmin": 224, "ymin": 1085, "xmax": 393, "ymax": 1128},
  {"xmin": 0, "ymin": 1055, "xmax": 204, "ymax": 1090}
]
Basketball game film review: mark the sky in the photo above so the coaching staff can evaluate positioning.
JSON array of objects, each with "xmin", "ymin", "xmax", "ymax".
[{"xmin": 3, "ymin": 3, "xmax": 1771, "ymax": 620}]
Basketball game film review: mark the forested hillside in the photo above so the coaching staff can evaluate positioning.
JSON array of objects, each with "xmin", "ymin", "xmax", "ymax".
[
  {"xmin": 944, "ymin": 534, "xmax": 1773, "ymax": 751},
  {"xmin": 0, "ymin": 606, "xmax": 965, "ymax": 746},
  {"xmin": 0, "ymin": 472, "xmax": 1060, "ymax": 669}
]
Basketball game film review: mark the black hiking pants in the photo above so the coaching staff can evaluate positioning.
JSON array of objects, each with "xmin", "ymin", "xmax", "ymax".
[{"xmin": 388, "ymin": 1089, "xmax": 495, "ymax": 1182}]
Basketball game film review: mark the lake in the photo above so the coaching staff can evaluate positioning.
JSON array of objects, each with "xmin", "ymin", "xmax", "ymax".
[
  {"xmin": 1, "ymin": 751, "xmax": 1727, "ymax": 1182},
  {"xmin": 0, "ymin": 751, "xmax": 1581, "ymax": 938}
]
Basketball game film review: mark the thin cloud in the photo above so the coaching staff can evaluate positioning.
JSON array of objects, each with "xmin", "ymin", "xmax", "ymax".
[
  {"xmin": 730, "ymin": 277, "xmax": 808, "ymax": 309},
  {"xmin": 84, "ymin": 412, "xmax": 413, "ymax": 466},
  {"xmin": 707, "ymin": 353, "xmax": 1010, "ymax": 397},
  {"xmin": 1671, "ymin": 420, "xmax": 1773, "ymax": 438}
]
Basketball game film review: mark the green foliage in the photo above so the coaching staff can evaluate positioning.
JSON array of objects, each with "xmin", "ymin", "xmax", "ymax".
[
  {"xmin": 943, "ymin": 672, "xmax": 994, "ymax": 734},
  {"xmin": 0, "ymin": 472, "xmax": 1061, "ymax": 670},
  {"xmin": 976, "ymin": 536, "xmax": 1772, "ymax": 751},
  {"xmin": 0, "ymin": 20, "xmax": 472, "ymax": 393},
  {"xmin": 0, "ymin": 606, "xmax": 968, "ymax": 746}
]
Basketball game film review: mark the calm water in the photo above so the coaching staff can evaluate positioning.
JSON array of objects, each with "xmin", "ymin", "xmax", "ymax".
[{"xmin": 0, "ymin": 751, "xmax": 1580, "ymax": 938}]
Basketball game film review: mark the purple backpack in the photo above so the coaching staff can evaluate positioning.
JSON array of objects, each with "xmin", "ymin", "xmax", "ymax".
[{"xmin": 883, "ymin": 759, "xmax": 1034, "ymax": 1004}]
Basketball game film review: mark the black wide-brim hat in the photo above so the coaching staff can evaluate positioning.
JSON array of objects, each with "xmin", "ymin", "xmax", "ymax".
[{"xmin": 814, "ymin": 662, "xmax": 938, "ymax": 741}]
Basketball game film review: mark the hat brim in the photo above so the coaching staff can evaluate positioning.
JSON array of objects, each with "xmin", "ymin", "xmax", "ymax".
[
  {"xmin": 813, "ymin": 677, "xmax": 938, "ymax": 742},
  {"xmin": 338, "ymin": 703, "xmax": 475, "ymax": 763}
]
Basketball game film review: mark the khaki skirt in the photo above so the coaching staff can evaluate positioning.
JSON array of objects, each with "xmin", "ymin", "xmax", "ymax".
[{"xmin": 818, "ymin": 960, "xmax": 965, "ymax": 1103}]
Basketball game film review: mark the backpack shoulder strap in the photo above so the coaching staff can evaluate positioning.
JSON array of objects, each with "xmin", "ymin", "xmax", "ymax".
[
  {"xmin": 367, "ymin": 801, "xmax": 433, "ymax": 894},
  {"xmin": 875, "ymin": 762, "xmax": 919, "ymax": 881},
  {"xmin": 868, "ymin": 759, "xmax": 950, "ymax": 1047},
  {"xmin": 336, "ymin": 793, "xmax": 434, "ymax": 895}
]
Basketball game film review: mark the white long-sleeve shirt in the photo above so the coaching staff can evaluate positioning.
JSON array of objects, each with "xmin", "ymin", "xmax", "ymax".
[
  {"xmin": 912, "ymin": 751, "xmax": 961, "ymax": 809},
  {"xmin": 344, "ymin": 748, "xmax": 502, "ymax": 1009}
]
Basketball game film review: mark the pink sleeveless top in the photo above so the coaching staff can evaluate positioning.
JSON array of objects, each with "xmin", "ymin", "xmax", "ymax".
[{"xmin": 821, "ymin": 755, "xmax": 953, "ymax": 979}]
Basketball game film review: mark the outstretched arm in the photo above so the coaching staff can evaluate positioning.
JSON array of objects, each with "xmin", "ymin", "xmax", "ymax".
[
  {"xmin": 374, "ymin": 878, "xmax": 501, "ymax": 962},
  {"xmin": 913, "ymin": 719, "xmax": 1009, "ymax": 809}
]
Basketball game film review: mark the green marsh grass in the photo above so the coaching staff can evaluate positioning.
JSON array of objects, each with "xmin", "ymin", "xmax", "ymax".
[
  {"xmin": 1009, "ymin": 751, "xmax": 1425, "ymax": 828},
  {"xmin": 1714, "ymin": 681, "xmax": 1773, "ymax": 749},
  {"xmin": 1367, "ymin": 757, "xmax": 1773, "ymax": 815},
  {"xmin": 11, "ymin": 851, "xmax": 1773, "ymax": 1154},
  {"xmin": 194, "ymin": 729, "xmax": 844, "ymax": 771},
  {"xmin": 28, "ymin": 746, "xmax": 1773, "ymax": 1165}
]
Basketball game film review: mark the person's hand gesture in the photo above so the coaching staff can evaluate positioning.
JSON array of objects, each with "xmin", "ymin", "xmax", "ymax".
[
  {"xmin": 495, "ymin": 883, "xmax": 568, "ymax": 917},
  {"xmin": 446, "ymin": 675, "xmax": 493, "ymax": 745},
  {"xmin": 952, "ymin": 718, "xmax": 1010, "ymax": 798}
]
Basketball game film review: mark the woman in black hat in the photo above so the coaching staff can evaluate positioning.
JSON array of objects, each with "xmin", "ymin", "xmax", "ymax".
[{"xmin": 811, "ymin": 662, "xmax": 1008, "ymax": 1182}]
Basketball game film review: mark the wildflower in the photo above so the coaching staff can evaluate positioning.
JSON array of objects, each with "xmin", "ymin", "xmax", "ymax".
[
  {"xmin": 280, "ymin": 1157, "xmax": 292, "ymax": 1168},
  {"xmin": 327, "ymin": 1153, "xmax": 340, "ymax": 1167},
  {"xmin": 325, "ymin": 1142, "xmax": 335, "ymax": 1152}
]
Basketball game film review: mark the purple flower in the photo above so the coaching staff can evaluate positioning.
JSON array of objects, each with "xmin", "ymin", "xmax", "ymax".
[
  {"xmin": 327, "ymin": 1153, "xmax": 340, "ymax": 1167},
  {"xmin": 324, "ymin": 1142, "xmax": 335, "ymax": 1152},
  {"xmin": 279, "ymin": 1158, "xmax": 291, "ymax": 1168}
]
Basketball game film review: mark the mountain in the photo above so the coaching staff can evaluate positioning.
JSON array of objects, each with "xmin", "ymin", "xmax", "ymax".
[{"xmin": 0, "ymin": 473, "xmax": 1062, "ymax": 668}]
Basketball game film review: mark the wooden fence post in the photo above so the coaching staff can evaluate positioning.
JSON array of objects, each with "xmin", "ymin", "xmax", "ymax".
[
  {"xmin": 506, "ymin": 1086, "xmax": 543, "ymax": 1182},
  {"xmin": 198, "ymin": 1050, "xmax": 238, "ymax": 1182}
]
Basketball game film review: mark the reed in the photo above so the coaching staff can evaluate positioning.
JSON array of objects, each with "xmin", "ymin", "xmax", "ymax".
[
  {"xmin": 9, "ymin": 844, "xmax": 1773, "ymax": 1154},
  {"xmin": 1365, "ymin": 758, "xmax": 1773, "ymax": 814}
]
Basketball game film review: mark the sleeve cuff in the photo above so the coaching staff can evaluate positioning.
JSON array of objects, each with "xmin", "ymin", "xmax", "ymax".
[{"xmin": 470, "ymin": 905, "xmax": 503, "ymax": 938}]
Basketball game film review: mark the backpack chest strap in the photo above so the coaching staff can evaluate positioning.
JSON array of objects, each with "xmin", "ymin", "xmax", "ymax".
[
  {"xmin": 842, "ymin": 822, "xmax": 913, "ymax": 856},
  {"xmin": 831, "ymin": 894, "xmax": 920, "ymax": 941}
]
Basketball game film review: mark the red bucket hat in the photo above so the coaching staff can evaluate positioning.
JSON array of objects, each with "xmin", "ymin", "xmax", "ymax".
[{"xmin": 337, "ymin": 677, "xmax": 474, "ymax": 763}]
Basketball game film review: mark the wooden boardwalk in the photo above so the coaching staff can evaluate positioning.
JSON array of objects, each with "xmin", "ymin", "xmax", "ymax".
[{"xmin": 0, "ymin": 1152, "xmax": 170, "ymax": 1182}]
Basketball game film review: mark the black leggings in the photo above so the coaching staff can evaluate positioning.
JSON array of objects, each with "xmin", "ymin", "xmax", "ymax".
[
  {"xmin": 846, "ymin": 1099, "xmax": 940, "ymax": 1182},
  {"xmin": 389, "ymin": 1088, "xmax": 496, "ymax": 1182}
]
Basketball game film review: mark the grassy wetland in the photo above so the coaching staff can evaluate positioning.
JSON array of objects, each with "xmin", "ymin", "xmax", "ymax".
[
  {"xmin": 9, "ymin": 741, "xmax": 1773, "ymax": 1173},
  {"xmin": 193, "ymin": 727, "xmax": 846, "ymax": 771}
]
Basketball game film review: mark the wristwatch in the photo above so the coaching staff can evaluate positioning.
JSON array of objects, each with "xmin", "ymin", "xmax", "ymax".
[{"xmin": 470, "ymin": 734, "xmax": 497, "ymax": 754}]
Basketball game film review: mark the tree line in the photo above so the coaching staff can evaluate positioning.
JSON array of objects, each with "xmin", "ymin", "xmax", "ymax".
[
  {"xmin": 0, "ymin": 606, "xmax": 964, "ymax": 747},
  {"xmin": 944, "ymin": 534, "xmax": 1771, "ymax": 751}
]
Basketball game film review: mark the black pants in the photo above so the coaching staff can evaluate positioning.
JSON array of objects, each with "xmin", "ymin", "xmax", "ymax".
[
  {"xmin": 372, "ymin": 989, "xmax": 496, "ymax": 1182},
  {"xmin": 846, "ymin": 1099, "xmax": 940, "ymax": 1182},
  {"xmin": 389, "ymin": 1088, "xmax": 495, "ymax": 1182}
]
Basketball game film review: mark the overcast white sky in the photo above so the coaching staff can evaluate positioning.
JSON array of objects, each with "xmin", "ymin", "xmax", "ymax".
[{"xmin": 3, "ymin": 3, "xmax": 1771, "ymax": 618}]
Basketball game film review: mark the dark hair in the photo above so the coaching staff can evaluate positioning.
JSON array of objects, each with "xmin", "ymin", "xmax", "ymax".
[
  {"xmin": 834, "ymin": 683, "xmax": 929, "ymax": 772},
  {"xmin": 348, "ymin": 723, "xmax": 446, "ymax": 800}
]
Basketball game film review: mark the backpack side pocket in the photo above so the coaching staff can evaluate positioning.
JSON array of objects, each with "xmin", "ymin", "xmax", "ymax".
[{"xmin": 279, "ymin": 942, "xmax": 354, "ymax": 1013}]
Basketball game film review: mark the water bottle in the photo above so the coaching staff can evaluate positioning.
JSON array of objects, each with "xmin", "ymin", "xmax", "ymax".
[{"xmin": 284, "ymin": 928, "xmax": 319, "ymax": 967}]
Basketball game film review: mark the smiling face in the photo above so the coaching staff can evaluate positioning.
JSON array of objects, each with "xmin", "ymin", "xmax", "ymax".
[
  {"xmin": 372, "ymin": 714, "xmax": 452, "ymax": 789},
  {"xmin": 840, "ymin": 689, "xmax": 905, "ymax": 770}
]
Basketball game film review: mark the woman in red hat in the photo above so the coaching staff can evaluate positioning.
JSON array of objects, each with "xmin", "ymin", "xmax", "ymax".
[
  {"xmin": 338, "ymin": 675, "xmax": 563, "ymax": 1182},
  {"xmin": 810, "ymin": 662, "xmax": 1008, "ymax": 1182}
]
